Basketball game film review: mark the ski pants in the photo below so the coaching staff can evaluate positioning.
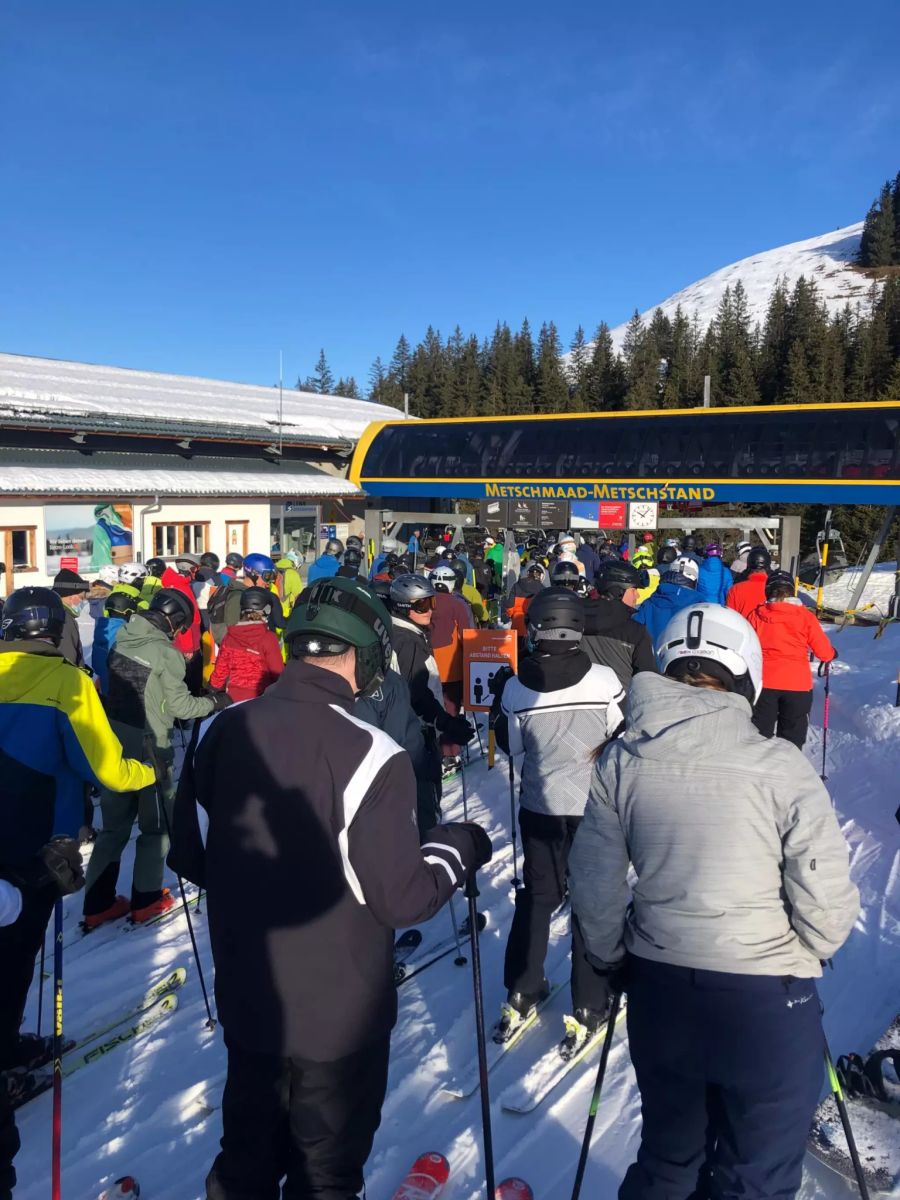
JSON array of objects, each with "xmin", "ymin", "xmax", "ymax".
[
  {"xmin": 83, "ymin": 771, "xmax": 174, "ymax": 915},
  {"xmin": 752, "ymin": 688, "xmax": 814, "ymax": 750},
  {"xmin": 620, "ymin": 956, "xmax": 824, "ymax": 1200},
  {"xmin": 0, "ymin": 880, "xmax": 56, "ymax": 1199},
  {"xmin": 206, "ymin": 1030, "xmax": 391, "ymax": 1200},
  {"xmin": 504, "ymin": 809, "xmax": 609, "ymax": 1015}
]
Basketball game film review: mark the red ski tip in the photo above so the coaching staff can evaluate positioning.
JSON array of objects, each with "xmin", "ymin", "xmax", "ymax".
[
  {"xmin": 496, "ymin": 1179, "xmax": 534, "ymax": 1200},
  {"xmin": 97, "ymin": 1177, "xmax": 140, "ymax": 1200},
  {"xmin": 390, "ymin": 1152, "xmax": 450, "ymax": 1199}
]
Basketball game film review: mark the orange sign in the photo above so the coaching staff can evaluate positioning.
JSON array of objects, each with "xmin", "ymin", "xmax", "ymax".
[{"xmin": 463, "ymin": 629, "xmax": 518, "ymax": 712}]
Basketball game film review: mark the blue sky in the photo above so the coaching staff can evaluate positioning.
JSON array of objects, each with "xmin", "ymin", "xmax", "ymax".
[{"xmin": 2, "ymin": 0, "xmax": 899, "ymax": 395}]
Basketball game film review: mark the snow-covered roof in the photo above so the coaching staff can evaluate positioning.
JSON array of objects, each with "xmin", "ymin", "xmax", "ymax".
[
  {"xmin": 0, "ymin": 353, "xmax": 401, "ymax": 447},
  {"xmin": 0, "ymin": 448, "xmax": 361, "ymax": 498},
  {"xmin": 570, "ymin": 222, "xmax": 877, "ymax": 359}
]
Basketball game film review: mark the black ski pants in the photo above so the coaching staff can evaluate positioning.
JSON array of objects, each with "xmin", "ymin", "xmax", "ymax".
[
  {"xmin": 504, "ymin": 809, "xmax": 609, "ymax": 1015},
  {"xmin": 206, "ymin": 1030, "xmax": 391, "ymax": 1200},
  {"xmin": 0, "ymin": 880, "xmax": 56, "ymax": 1199},
  {"xmin": 752, "ymin": 688, "xmax": 813, "ymax": 750},
  {"xmin": 620, "ymin": 956, "xmax": 824, "ymax": 1200}
]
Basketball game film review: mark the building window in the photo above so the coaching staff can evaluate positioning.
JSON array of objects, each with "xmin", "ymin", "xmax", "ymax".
[
  {"xmin": 0, "ymin": 527, "xmax": 37, "ymax": 573},
  {"xmin": 152, "ymin": 522, "xmax": 210, "ymax": 558},
  {"xmin": 225, "ymin": 520, "xmax": 249, "ymax": 557}
]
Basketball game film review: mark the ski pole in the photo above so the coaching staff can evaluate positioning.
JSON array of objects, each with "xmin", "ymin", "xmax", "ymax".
[
  {"xmin": 824, "ymin": 1041, "xmax": 870, "ymax": 1200},
  {"xmin": 465, "ymin": 869, "xmax": 495, "ymax": 1200},
  {"xmin": 571, "ymin": 989, "xmax": 624, "ymax": 1200},
  {"xmin": 508, "ymin": 754, "xmax": 521, "ymax": 889},
  {"xmin": 51, "ymin": 898, "xmax": 63, "ymax": 1200},
  {"xmin": 146, "ymin": 742, "xmax": 217, "ymax": 1030},
  {"xmin": 821, "ymin": 661, "xmax": 831, "ymax": 783},
  {"xmin": 448, "ymin": 899, "xmax": 467, "ymax": 967},
  {"xmin": 37, "ymin": 936, "xmax": 46, "ymax": 1037},
  {"xmin": 460, "ymin": 750, "xmax": 470, "ymax": 822}
]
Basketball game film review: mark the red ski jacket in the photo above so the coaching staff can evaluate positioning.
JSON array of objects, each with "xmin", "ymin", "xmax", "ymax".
[
  {"xmin": 748, "ymin": 601, "xmax": 836, "ymax": 692},
  {"xmin": 160, "ymin": 568, "xmax": 201, "ymax": 655},
  {"xmin": 209, "ymin": 621, "xmax": 284, "ymax": 701},
  {"xmin": 726, "ymin": 572, "xmax": 769, "ymax": 620}
]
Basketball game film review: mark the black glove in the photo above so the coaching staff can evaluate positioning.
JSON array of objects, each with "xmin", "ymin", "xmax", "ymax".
[
  {"xmin": 426, "ymin": 822, "xmax": 493, "ymax": 877},
  {"xmin": 436, "ymin": 712, "xmax": 475, "ymax": 744},
  {"xmin": 208, "ymin": 690, "xmax": 233, "ymax": 712},
  {"xmin": 488, "ymin": 664, "xmax": 515, "ymax": 698},
  {"xmin": 586, "ymin": 952, "xmax": 626, "ymax": 996},
  {"xmin": 39, "ymin": 837, "xmax": 85, "ymax": 895},
  {"xmin": 818, "ymin": 654, "xmax": 837, "ymax": 677}
]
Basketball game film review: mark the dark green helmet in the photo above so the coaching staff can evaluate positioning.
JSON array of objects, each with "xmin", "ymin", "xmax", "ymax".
[{"xmin": 285, "ymin": 576, "xmax": 392, "ymax": 694}]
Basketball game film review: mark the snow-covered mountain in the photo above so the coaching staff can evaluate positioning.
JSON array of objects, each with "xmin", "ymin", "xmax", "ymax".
[{"xmin": 604, "ymin": 221, "xmax": 874, "ymax": 353}]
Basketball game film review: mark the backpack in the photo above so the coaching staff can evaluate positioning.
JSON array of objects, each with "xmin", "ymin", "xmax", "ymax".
[{"xmin": 208, "ymin": 579, "xmax": 245, "ymax": 644}]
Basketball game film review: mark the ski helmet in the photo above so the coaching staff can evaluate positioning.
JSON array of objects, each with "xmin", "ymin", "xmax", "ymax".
[
  {"xmin": 389, "ymin": 573, "xmax": 435, "ymax": 614},
  {"xmin": 285, "ymin": 577, "xmax": 392, "ymax": 694},
  {"xmin": 239, "ymin": 585, "xmax": 275, "ymax": 616},
  {"xmin": 225, "ymin": 552, "xmax": 244, "ymax": 570},
  {"xmin": 664, "ymin": 538, "xmax": 681, "ymax": 550},
  {"xmin": 174, "ymin": 553, "xmax": 200, "ymax": 576},
  {"xmin": 765, "ymin": 570, "xmax": 796, "ymax": 600},
  {"xmin": 656, "ymin": 603, "xmax": 763, "ymax": 703},
  {"xmin": 381, "ymin": 536, "xmax": 400, "ymax": 554},
  {"xmin": 345, "ymin": 535, "xmax": 363, "ymax": 551},
  {"xmin": 595, "ymin": 560, "xmax": 643, "ymax": 598},
  {"xmin": 641, "ymin": 532, "xmax": 655, "ymax": 543},
  {"xmin": 147, "ymin": 588, "xmax": 194, "ymax": 637},
  {"xmin": 746, "ymin": 546, "xmax": 772, "ymax": 574},
  {"xmin": 672, "ymin": 556, "xmax": 700, "ymax": 585},
  {"xmin": 523, "ymin": 561, "xmax": 546, "ymax": 582},
  {"xmin": 736, "ymin": 540, "xmax": 752, "ymax": 556},
  {"xmin": 1, "ymin": 587, "xmax": 66, "ymax": 644},
  {"xmin": 118, "ymin": 561, "xmax": 148, "ymax": 586},
  {"xmin": 526, "ymin": 588, "xmax": 585, "ymax": 644},
  {"xmin": 430, "ymin": 563, "xmax": 457, "ymax": 593},
  {"xmin": 200, "ymin": 552, "xmax": 221, "ymax": 572},
  {"xmin": 324, "ymin": 539, "xmax": 344, "ymax": 557},
  {"xmin": 145, "ymin": 558, "xmax": 166, "ymax": 579},
  {"xmin": 632, "ymin": 546, "xmax": 654, "ymax": 569},
  {"xmin": 343, "ymin": 546, "xmax": 363, "ymax": 567},
  {"xmin": 550, "ymin": 560, "xmax": 583, "ymax": 591},
  {"xmin": 657, "ymin": 545, "xmax": 679, "ymax": 569},
  {"xmin": 104, "ymin": 590, "xmax": 139, "ymax": 620},
  {"xmin": 448, "ymin": 559, "xmax": 467, "ymax": 590},
  {"xmin": 98, "ymin": 565, "xmax": 120, "ymax": 587},
  {"xmin": 682, "ymin": 534, "xmax": 699, "ymax": 553},
  {"xmin": 243, "ymin": 553, "xmax": 276, "ymax": 580},
  {"xmin": 557, "ymin": 535, "xmax": 577, "ymax": 553},
  {"xmin": 704, "ymin": 543, "xmax": 723, "ymax": 558}
]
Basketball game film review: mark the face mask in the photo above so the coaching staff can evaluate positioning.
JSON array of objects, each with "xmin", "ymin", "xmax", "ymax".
[{"xmin": 71, "ymin": 598, "xmax": 87, "ymax": 616}]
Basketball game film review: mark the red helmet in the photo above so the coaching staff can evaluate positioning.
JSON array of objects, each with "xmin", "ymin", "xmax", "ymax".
[{"xmin": 642, "ymin": 532, "xmax": 655, "ymax": 542}]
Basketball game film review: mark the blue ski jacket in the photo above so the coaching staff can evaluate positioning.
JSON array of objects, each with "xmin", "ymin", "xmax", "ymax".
[
  {"xmin": 91, "ymin": 615, "xmax": 127, "ymax": 695},
  {"xmin": 307, "ymin": 554, "xmax": 340, "ymax": 585},
  {"xmin": 696, "ymin": 557, "xmax": 733, "ymax": 606},
  {"xmin": 632, "ymin": 580, "xmax": 701, "ymax": 645}
]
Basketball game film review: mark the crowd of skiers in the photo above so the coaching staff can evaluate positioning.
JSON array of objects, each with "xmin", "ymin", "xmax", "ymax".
[{"xmin": 0, "ymin": 523, "xmax": 856, "ymax": 1200}]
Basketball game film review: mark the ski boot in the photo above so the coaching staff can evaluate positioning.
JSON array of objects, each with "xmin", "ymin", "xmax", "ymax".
[
  {"xmin": 493, "ymin": 981, "xmax": 550, "ymax": 1045},
  {"xmin": 559, "ymin": 1007, "xmax": 606, "ymax": 1062},
  {"xmin": 82, "ymin": 895, "xmax": 130, "ymax": 932},
  {"xmin": 130, "ymin": 888, "xmax": 176, "ymax": 924}
]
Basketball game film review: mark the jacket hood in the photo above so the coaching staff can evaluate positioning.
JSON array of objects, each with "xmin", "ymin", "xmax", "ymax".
[
  {"xmin": 582, "ymin": 596, "xmax": 635, "ymax": 635},
  {"xmin": 519, "ymin": 647, "xmax": 592, "ymax": 692},
  {"xmin": 649, "ymin": 579, "xmax": 696, "ymax": 611},
  {"xmin": 227, "ymin": 621, "xmax": 277, "ymax": 649},
  {"xmin": 116, "ymin": 612, "xmax": 172, "ymax": 653},
  {"xmin": 751, "ymin": 599, "xmax": 808, "ymax": 628},
  {"xmin": 0, "ymin": 641, "xmax": 68, "ymax": 701},
  {"xmin": 620, "ymin": 672, "xmax": 753, "ymax": 762},
  {"xmin": 514, "ymin": 578, "xmax": 545, "ymax": 597}
]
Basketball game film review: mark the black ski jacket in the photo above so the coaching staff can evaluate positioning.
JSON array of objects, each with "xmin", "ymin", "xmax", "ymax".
[
  {"xmin": 581, "ymin": 597, "xmax": 657, "ymax": 689},
  {"xmin": 391, "ymin": 617, "xmax": 445, "ymax": 727},
  {"xmin": 170, "ymin": 660, "xmax": 478, "ymax": 1061}
]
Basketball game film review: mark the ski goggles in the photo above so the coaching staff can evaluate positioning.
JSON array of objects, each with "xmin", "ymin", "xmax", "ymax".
[{"xmin": 409, "ymin": 596, "xmax": 436, "ymax": 613}]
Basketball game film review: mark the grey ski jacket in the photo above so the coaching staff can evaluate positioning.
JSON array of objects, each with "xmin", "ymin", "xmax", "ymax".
[{"xmin": 569, "ymin": 672, "xmax": 859, "ymax": 978}]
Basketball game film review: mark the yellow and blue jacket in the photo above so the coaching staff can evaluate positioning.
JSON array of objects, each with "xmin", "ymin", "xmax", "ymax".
[{"xmin": 0, "ymin": 641, "xmax": 154, "ymax": 867}]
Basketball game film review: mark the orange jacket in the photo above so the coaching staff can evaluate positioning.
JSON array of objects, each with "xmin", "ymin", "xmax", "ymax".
[
  {"xmin": 748, "ymin": 601, "xmax": 836, "ymax": 691},
  {"xmin": 507, "ymin": 593, "xmax": 534, "ymax": 639},
  {"xmin": 726, "ymin": 572, "xmax": 768, "ymax": 620}
]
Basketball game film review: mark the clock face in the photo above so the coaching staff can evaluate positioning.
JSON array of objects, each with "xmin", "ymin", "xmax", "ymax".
[{"xmin": 628, "ymin": 502, "xmax": 658, "ymax": 530}]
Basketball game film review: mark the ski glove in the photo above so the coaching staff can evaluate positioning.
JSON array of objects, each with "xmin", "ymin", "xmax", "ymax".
[
  {"xmin": 488, "ymin": 665, "xmax": 515, "ymax": 697},
  {"xmin": 420, "ymin": 822, "xmax": 493, "ymax": 885},
  {"xmin": 208, "ymin": 689, "xmax": 234, "ymax": 712},
  {"xmin": 40, "ymin": 836, "xmax": 85, "ymax": 895},
  {"xmin": 436, "ymin": 712, "xmax": 475, "ymax": 745},
  {"xmin": 818, "ymin": 653, "xmax": 837, "ymax": 677},
  {"xmin": 586, "ymin": 952, "xmax": 626, "ymax": 996}
]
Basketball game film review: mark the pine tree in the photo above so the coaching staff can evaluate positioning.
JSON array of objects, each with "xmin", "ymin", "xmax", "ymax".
[
  {"xmin": 757, "ymin": 278, "xmax": 791, "ymax": 404},
  {"xmin": 390, "ymin": 335, "xmax": 412, "ymax": 392},
  {"xmin": 568, "ymin": 325, "xmax": 589, "ymax": 410},
  {"xmin": 858, "ymin": 182, "xmax": 896, "ymax": 268},
  {"xmin": 660, "ymin": 306, "xmax": 701, "ymax": 408},
  {"xmin": 894, "ymin": 171, "xmax": 900, "ymax": 265},
  {"xmin": 623, "ymin": 317, "xmax": 663, "ymax": 410},
  {"xmin": 783, "ymin": 339, "xmax": 814, "ymax": 404},
  {"xmin": 622, "ymin": 310, "xmax": 645, "ymax": 367},
  {"xmin": 311, "ymin": 349, "xmax": 335, "ymax": 395},
  {"xmin": 583, "ymin": 323, "xmax": 626, "ymax": 410},
  {"xmin": 335, "ymin": 376, "xmax": 360, "ymax": 399},
  {"xmin": 368, "ymin": 356, "xmax": 388, "ymax": 402},
  {"xmin": 878, "ymin": 357, "xmax": 900, "ymax": 400},
  {"xmin": 535, "ymin": 322, "xmax": 569, "ymax": 413}
]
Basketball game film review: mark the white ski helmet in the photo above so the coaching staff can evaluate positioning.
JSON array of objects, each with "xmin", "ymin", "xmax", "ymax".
[
  {"xmin": 381, "ymin": 537, "xmax": 400, "ymax": 554},
  {"xmin": 673, "ymin": 556, "xmax": 700, "ymax": 584},
  {"xmin": 119, "ymin": 561, "xmax": 149, "ymax": 585},
  {"xmin": 97, "ymin": 565, "xmax": 119, "ymax": 587},
  {"xmin": 655, "ymin": 603, "xmax": 763, "ymax": 703},
  {"xmin": 430, "ymin": 562, "xmax": 457, "ymax": 592}
]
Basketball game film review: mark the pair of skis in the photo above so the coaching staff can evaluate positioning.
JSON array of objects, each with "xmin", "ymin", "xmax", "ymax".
[
  {"xmin": 390, "ymin": 1152, "xmax": 532, "ymax": 1200},
  {"xmin": 12, "ymin": 967, "xmax": 185, "ymax": 1108}
]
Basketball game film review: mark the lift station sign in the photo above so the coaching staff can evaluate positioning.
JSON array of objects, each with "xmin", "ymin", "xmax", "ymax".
[{"xmin": 463, "ymin": 629, "xmax": 518, "ymax": 712}]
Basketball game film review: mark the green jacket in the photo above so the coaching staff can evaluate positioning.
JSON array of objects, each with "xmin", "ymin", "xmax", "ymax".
[
  {"xmin": 486, "ymin": 543, "xmax": 504, "ymax": 584},
  {"xmin": 105, "ymin": 613, "xmax": 215, "ymax": 759}
]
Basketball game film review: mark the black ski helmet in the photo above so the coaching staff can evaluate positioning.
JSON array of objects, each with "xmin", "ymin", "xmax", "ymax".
[
  {"xmin": 324, "ymin": 538, "xmax": 344, "ymax": 558},
  {"xmin": 449, "ymin": 558, "xmax": 467, "ymax": 589},
  {"xmin": 342, "ymin": 547, "xmax": 363, "ymax": 568},
  {"xmin": 746, "ymin": 546, "xmax": 772, "ymax": 573},
  {"xmin": 345, "ymin": 535, "xmax": 363, "ymax": 551},
  {"xmin": 371, "ymin": 576, "xmax": 392, "ymax": 603},
  {"xmin": 682, "ymin": 534, "xmax": 699, "ymax": 553},
  {"xmin": 657, "ymin": 545, "xmax": 679, "ymax": 569},
  {"xmin": 1, "ymin": 587, "xmax": 66, "ymax": 644},
  {"xmin": 200, "ymin": 552, "xmax": 220, "ymax": 572},
  {"xmin": 595, "ymin": 560, "xmax": 643, "ymax": 598},
  {"xmin": 765, "ymin": 570, "xmax": 796, "ymax": 599},
  {"xmin": 146, "ymin": 558, "xmax": 166, "ymax": 578},
  {"xmin": 225, "ymin": 552, "xmax": 244, "ymax": 570},
  {"xmin": 148, "ymin": 588, "xmax": 194, "ymax": 638},
  {"xmin": 550, "ymin": 560, "xmax": 583, "ymax": 591},
  {"xmin": 526, "ymin": 588, "xmax": 585, "ymax": 644},
  {"xmin": 285, "ymin": 576, "xmax": 392, "ymax": 694},
  {"xmin": 103, "ymin": 590, "xmax": 139, "ymax": 620},
  {"xmin": 239, "ymin": 585, "xmax": 274, "ymax": 616}
]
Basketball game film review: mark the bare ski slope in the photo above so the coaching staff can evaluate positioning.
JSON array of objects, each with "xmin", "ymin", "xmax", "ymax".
[
  {"xmin": 600, "ymin": 222, "xmax": 875, "ymax": 355},
  {"xmin": 15, "ymin": 616, "xmax": 899, "ymax": 1199}
]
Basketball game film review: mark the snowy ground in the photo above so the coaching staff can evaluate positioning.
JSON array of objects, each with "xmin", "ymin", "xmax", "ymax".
[{"xmin": 15, "ymin": 619, "xmax": 900, "ymax": 1199}]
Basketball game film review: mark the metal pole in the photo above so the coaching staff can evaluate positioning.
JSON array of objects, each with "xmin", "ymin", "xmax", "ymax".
[
  {"xmin": 824, "ymin": 1043, "xmax": 871, "ymax": 1200},
  {"xmin": 508, "ymin": 753, "xmax": 521, "ymax": 889},
  {"xmin": 51, "ymin": 899, "xmax": 63, "ymax": 1200},
  {"xmin": 840, "ymin": 507, "xmax": 896, "ymax": 629},
  {"xmin": 448, "ymin": 900, "xmax": 467, "ymax": 967},
  {"xmin": 466, "ymin": 871, "xmax": 495, "ymax": 1200},
  {"xmin": 815, "ymin": 511, "xmax": 833, "ymax": 618},
  {"xmin": 821, "ymin": 663, "xmax": 831, "ymax": 783},
  {"xmin": 702, "ymin": 375, "xmax": 711, "ymax": 407},
  {"xmin": 571, "ymin": 990, "xmax": 624, "ymax": 1200}
]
